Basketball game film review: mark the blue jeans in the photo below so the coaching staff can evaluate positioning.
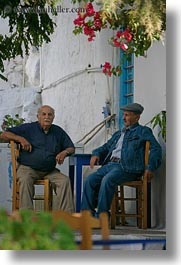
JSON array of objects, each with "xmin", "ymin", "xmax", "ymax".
[{"xmin": 81, "ymin": 162, "xmax": 141, "ymax": 215}]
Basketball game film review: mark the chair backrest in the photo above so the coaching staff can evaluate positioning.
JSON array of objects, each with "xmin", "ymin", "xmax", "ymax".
[
  {"xmin": 10, "ymin": 140, "xmax": 20, "ymax": 211},
  {"xmin": 143, "ymin": 140, "xmax": 150, "ymax": 183},
  {"xmin": 144, "ymin": 140, "xmax": 150, "ymax": 168},
  {"xmin": 52, "ymin": 210, "xmax": 110, "ymax": 250}
]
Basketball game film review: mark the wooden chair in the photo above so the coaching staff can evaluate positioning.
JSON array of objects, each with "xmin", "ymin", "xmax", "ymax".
[
  {"xmin": 52, "ymin": 210, "xmax": 110, "ymax": 250},
  {"xmin": 10, "ymin": 140, "xmax": 53, "ymax": 211},
  {"xmin": 110, "ymin": 141, "xmax": 151, "ymax": 229}
]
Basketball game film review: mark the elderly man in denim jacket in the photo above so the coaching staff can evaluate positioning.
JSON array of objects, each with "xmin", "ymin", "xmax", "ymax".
[{"xmin": 81, "ymin": 103, "xmax": 162, "ymax": 217}]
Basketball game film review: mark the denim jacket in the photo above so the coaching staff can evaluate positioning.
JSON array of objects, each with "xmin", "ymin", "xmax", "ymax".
[{"xmin": 92, "ymin": 123, "xmax": 162, "ymax": 174}]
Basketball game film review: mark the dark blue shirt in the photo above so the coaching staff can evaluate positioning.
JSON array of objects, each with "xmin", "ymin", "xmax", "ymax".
[{"xmin": 8, "ymin": 122, "xmax": 74, "ymax": 172}]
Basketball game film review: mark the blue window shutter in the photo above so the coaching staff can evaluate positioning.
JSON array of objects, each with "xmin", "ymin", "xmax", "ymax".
[{"xmin": 119, "ymin": 50, "xmax": 134, "ymax": 128}]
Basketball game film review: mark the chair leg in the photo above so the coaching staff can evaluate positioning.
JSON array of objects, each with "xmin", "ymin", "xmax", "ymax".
[
  {"xmin": 143, "ymin": 182, "xmax": 151, "ymax": 229},
  {"xmin": 99, "ymin": 212, "xmax": 110, "ymax": 250},
  {"xmin": 49, "ymin": 184, "xmax": 53, "ymax": 210},
  {"xmin": 44, "ymin": 179, "xmax": 50, "ymax": 211},
  {"xmin": 143, "ymin": 180, "xmax": 149, "ymax": 229},
  {"xmin": 137, "ymin": 187, "xmax": 143, "ymax": 228},
  {"xmin": 110, "ymin": 195, "xmax": 116, "ymax": 229},
  {"xmin": 147, "ymin": 182, "xmax": 151, "ymax": 228},
  {"xmin": 13, "ymin": 182, "xmax": 20, "ymax": 211},
  {"xmin": 120, "ymin": 186, "xmax": 126, "ymax": 225}
]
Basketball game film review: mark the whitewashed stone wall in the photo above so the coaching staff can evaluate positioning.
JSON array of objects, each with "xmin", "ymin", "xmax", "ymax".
[
  {"xmin": 0, "ymin": 21, "xmax": 42, "ymax": 125},
  {"xmin": 0, "ymin": 86, "xmax": 42, "ymax": 124},
  {"xmin": 135, "ymin": 41, "xmax": 166, "ymax": 229},
  {"xmin": 40, "ymin": 1, "xmax": 119, "ymax": 152},
  {"xmin": 135, "ymin": 41, "xmax": 166, "ymax": 125}
]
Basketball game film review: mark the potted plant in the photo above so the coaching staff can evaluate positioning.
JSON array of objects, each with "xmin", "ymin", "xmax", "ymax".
[{"xmin": 0, "ymin": 114, "xmax": 25, "ymax": 143}]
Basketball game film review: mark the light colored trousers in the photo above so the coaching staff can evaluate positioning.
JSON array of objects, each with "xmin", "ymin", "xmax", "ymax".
[{"xmin": 17, "ymin": 165, "xmax": 74, "ymax": 213}]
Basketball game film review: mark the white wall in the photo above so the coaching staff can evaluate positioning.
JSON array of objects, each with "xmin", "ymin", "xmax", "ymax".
[
  {"xmin": 134, "ymin": 41, "xmax": 166, "ymax": 125},
  {"xmin": 0, "ymin": 86, "xmax": 42, "ymax": 124},
  {"xmin": 0, "ymin": 19, "xmax": 42, "ymax": 124},
  {"xmin": 40, "ymin": 1, "xmax": 119, "ymax": 151},
  {"xmin": 134, "ymin": 41, "xmax": 166, "ymax": 228}
]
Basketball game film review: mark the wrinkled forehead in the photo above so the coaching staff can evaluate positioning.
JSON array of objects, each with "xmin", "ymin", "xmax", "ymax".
[
  {"xmin": 38, "ymin": 106, "xmax": 54, "ymax": 115},
  {"xmin": 123, "ymin": 110, "xmax": 139, "ymax": 116}
]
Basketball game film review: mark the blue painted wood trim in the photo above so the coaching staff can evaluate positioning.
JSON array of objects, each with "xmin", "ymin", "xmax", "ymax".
[{"xmin": 119, "ymin": 50, "xmax": 134, "ymax": 128}]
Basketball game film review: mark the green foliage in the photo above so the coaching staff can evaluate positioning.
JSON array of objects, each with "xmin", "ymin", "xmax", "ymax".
[
  {"xmin": 72, "ymin": 0, "xmax": 166, "ymax": 58},
  {"xmin": 147, "ymin": 111, "xmax": 166, "ymax": 142},
  {"xmin": 0, "ymin": 0, "xmax": 57, "ymax": 80},
  {"xmin": 0, "ymin": 209, "xmax": 77, "ymax": 250},
  {"xmin": 1, "ymin": 114, "xmax": 25, "ymax": 131}
]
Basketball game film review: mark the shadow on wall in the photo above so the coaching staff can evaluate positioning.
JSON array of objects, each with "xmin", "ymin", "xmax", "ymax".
[{"xmin": 151, "ymin": 144, "xmax": 166, "ymax": 229}]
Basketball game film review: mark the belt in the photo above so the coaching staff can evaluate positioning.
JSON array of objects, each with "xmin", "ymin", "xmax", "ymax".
[{"xmin": 110, "ymin": 157, "xmax": 121, "ymax": 163}]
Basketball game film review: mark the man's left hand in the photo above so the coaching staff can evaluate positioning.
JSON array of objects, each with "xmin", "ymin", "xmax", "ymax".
[
  {"xmin": 56, "ymin": 151, "xmax": 67, "ymax": 164},
  {"xmin": 145, "ymin": 170, "xmax": 154, "ymax": 182}
]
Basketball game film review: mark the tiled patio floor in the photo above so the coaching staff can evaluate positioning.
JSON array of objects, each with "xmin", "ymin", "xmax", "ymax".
[{"xmin": 89, "ymin": 225, "xmax": 166, "ymax": 250}]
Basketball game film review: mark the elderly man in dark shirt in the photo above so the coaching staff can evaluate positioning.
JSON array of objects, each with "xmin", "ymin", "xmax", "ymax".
[{"xmin": 1, "ymin": 105, "xmax": 75, "ymax": 212}]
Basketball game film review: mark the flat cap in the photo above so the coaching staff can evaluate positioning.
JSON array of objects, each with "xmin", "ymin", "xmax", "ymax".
[{"xmin": 120, "ymin": 103, "xmax": 144, "ymax": 114}]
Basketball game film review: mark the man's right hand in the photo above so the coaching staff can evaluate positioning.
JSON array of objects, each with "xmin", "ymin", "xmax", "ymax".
[
  {"xmin": 0, "ymin": 131, "xmax": 32, "ymax": 152},
  {"xmin": 90, "ymin": 156, "xmax": 100, "ymax": 169}
]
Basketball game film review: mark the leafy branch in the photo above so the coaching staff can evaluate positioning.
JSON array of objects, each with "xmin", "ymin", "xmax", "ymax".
[{"xmin": 146, "ymin": 111, "xmax": 166, "ymax": 142}]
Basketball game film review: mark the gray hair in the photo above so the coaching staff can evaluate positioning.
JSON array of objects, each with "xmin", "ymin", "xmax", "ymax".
[{"xmin": 37, "ymin": 105, "xmax": 55, "ymax": 115}]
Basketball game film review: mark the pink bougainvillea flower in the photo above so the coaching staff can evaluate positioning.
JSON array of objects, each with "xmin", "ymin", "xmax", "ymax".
[
  {"xmin": 73, "ymin": 2, "xmax": 109, "ymax": 41},
  {"xmin": 84, "ymin": 25, "xmax": 95, "ymax": 36},
  {"xmin": 74, "ymin": 16, "xmax": 84, "ymax": 26},
  {"xmin": 83, "ymin": 25, "xmax": 91, "ymax": 35},
  {"xmin": 94, "ymin": 11, "xmax": 101, "ymax": 20},
  {"xmin": 102, "ymin": 62, "xmax": 112, "ymax": 76},
  {"xmin": 103, "ymin": 68, "xmax": 111, "ymax": 76},
  {"xmin": 88, "ymin": 36, "xmax": 94, "ymax": 41},
  {"xmin": 85, "ymin": 2, "xmax": 95, "ymax": 16},
  {"xmin": 116, "ymin": 29, "xmax": 132, "ymax": 41},
  {"xmin": 113, "ymin": 39, "xmax": 121, "ymax": 47},
  {"xmin": 110, "ymin": 28, "xmax": 132, "ymax": 49},
  {"xmin": 89, "ymin": 31, "xmax": 96, "ymax": 40},
  {"xmin": 116, "ymin": 31, "xmax": 123, "ymax": 38},
  {"xmin": 83, "ymin": 24, "xmax": 96, "ymax": 41},
  {"xmin": 123, "ymin": 29, "xmax": 132, "ymax": 42},
  {"xmin": 120, "ymin": 43, "xmax": 128, "ymax": 50},
  {"xmin": 103, "ymin": 62, "xmax": 111, "ymax": 69},
  {"xmin": 94, "ymin": 18, "xmax": 102, "ymax": 30},
  {"xmin": 102, "ymin": 62, "xmax": 122, "ymax": 77}
]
